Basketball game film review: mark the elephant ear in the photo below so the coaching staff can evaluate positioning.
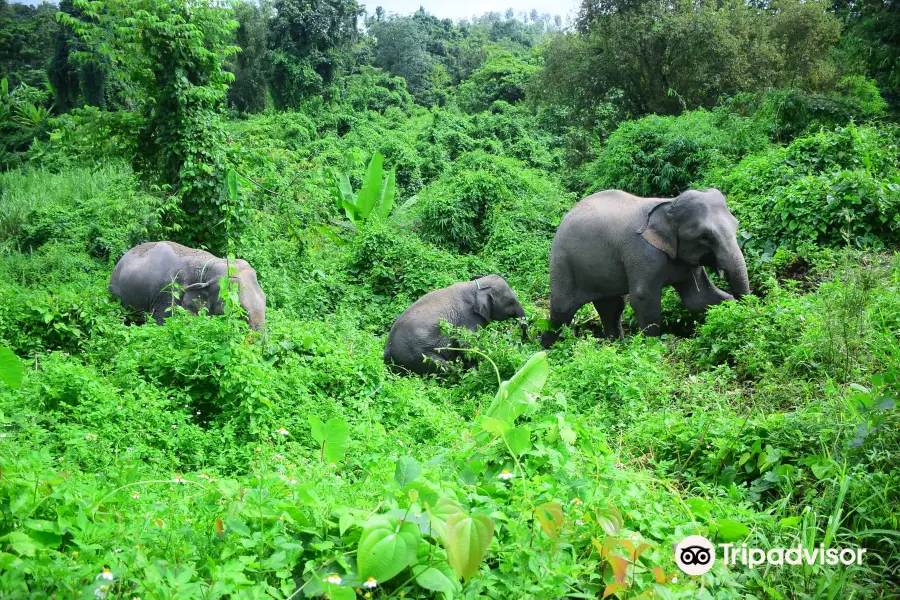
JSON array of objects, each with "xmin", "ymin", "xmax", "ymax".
[
  {"xmin": 181, "ymin": 280, "xmax": 213, "ymax": 310},
  {"xmin": 638, "ymin": 201, "xmax": 677, "ymax": 260},
  {"xmin": 473, "ymin": 284, "xmax": 493, "ymax": 321}
]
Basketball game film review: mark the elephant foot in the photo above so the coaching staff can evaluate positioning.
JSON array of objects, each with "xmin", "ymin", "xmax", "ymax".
[{"xmin": 540, "ymin": 330, "xmax": 560, "ymax": 349}]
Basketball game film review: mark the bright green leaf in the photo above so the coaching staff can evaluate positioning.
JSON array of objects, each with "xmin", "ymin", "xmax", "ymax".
[{"xmin": 445, "ymin": 512, "xmax": 494, "ymax": 580}]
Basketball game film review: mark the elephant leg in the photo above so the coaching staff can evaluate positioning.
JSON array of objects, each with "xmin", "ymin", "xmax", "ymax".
[
  {"xmin": 593, "ymin": 296, "xmax": 626, "ymax": 340},
  {"xmin": 629, "ymin": 284, "xmax": 663, "ymax": 337},
  {"xmin": 540, "ymin": 299, "xmax": 582, "ymax": 348},
  {"xmin": 674, "ymin": 268, "xmax": 733, "ymax": 312}
]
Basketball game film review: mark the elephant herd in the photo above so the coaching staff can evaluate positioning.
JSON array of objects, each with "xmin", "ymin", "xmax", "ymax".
[{"xmin": 110, "ymin": 188, "xmax": 750, "ymax": 375}]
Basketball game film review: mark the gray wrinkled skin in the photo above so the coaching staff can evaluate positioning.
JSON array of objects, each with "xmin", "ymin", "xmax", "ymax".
[
  {"xmin": 109, "ymin": 241, "xmax": 266, "ymax": 330},
  {"xmin": 384, "ymin": 274, "xmax": 526, "ymax": 375},
  {"xmin": 541, "ymin": 188, "xmax": 750, "ymax": 347}
]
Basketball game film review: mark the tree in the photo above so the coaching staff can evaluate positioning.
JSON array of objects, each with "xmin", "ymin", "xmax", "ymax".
[
  {"xmin": 62, "ymin": 0, "xmax": 241, "ymax": 252},
  {"xmin": 268, "ymin": 0, "xmax": 363, "ymax": 108},
  {"xmin": 535, "ymin": 0, "xmax": 842, "ymax": 119},
  {"xmin": 228, "ymin": 0, "xmax": 272, "ymax": 113},
  {"xmin": 370, "ymin": 16, "xmax": 434, "ymax": 97},
  {"xmin": 0, "ymin": 0, "xmax": 58, "ymax": 89}
]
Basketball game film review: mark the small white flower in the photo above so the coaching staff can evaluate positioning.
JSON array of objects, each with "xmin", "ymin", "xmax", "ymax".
[
  {"xmin": 95, "ymin": 585, "xmax": 109, "ymax": 599},
  {"xmin": 672, "ymin": 576, "xmax": 678, "ymax": 584},
  {"xmin": 570, "ymin": 497, "xmax": 583, "ymax": 505},
  {"xmin": 630, "ymin": 532, "xmax": 640, "ymax": 542},
  {"xmin": 397, "ymin": 440, "xmax": 404, "ymax": 446},
  {"xmin": 171, "ymin": 424, "xmax": 178, "ymax": 430},
  {"xmin": 198, "ymin": 473, "xmax": 210, "ymax": 480},
  {"xmin": 324, "ymin": 574, "xmax": 342, "ymax": 585},
  {"xmin": 96, "ymin": 568, "xmax": 114, "ymax": 581},
  {"xmin": 575, "ymin": 519, "xmax": 584, "ymax": 526},
  {"xmin": 287, "ymin": 478, "xmax": 298, "ymax": 485},
  {"xmin": 131, "ymin": 492, "xmax": 140, "ymax": 499},
  {"xmin": 173, "ymin": 476, "xmax": 186, "ymax": 484},
  {"xmin": 276, "ymin": 427, "xmax": 289, "ymax": 436},
  {"xmin": 363, "ymin": 577, "xmax": 378, "ymax": 589},
  {"xmin": 497, "ymin": 469, "xmax": 514, "ymax": 480},
  {"xmin": 275, "ymin": 453, "xmax": 283, "ymax": 460},
  {"xmin": 86, "ymin": 433, "xmax": 97, "ymax": 441}
]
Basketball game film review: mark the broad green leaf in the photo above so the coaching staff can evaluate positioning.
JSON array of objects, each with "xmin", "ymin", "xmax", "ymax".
[
  {"xmin": 535, "ymin": 502, "xmax": 563, "ymax": 538},
  {"xmin": 395, "ymin": 456, "xmax": 421, "ymax": 488},
  {"xmin": 505, "ymin": 426, "xmax": 532, "ymax": 455},
  {"xmin": 375, "ymin": 167, "xmax": 396, "ymax": 221},
  {"xmin": 309, "ymin": 416, "xmax": 350, "ymax": 463},
  {"xmin": 715, "ymin": 519, "xmax": 750, "ymax": 541},
  {"xmin": 323, "ymin": 583, "xmax": 354, "ymax": 600},
  {"xmin": 226, "ymin": 169, "xmax": 238, "ymax": 202},
  {"xmin": 404, "ymin": 481, "xmax": 440, "ymax": 510},
  {"xmin": 428, "ymin": 497, "xmax": 464, "ymax": 541},
  {"xmin": 484, "ymin": 352, "xmax": 549, "ymax": 426},
  {"xmin": 779, "ymin": 516, "xmax": 801, "ymax": 528},
  {"xmin": 3, "ymin": 531, "xmax": 37, "ymax": 557},
  {"xmin": 445, "ymin": 512, "xmax": 494, "ymax": 580},
  {"xmin": 0, "ymin": 346, "xmax": 23, "ymax": 390},
  {"xmin": 413, "ymin": 560, "xmax": 459, "ymax": 595},
  {"xmin": 357, "ymin": 516, "xmax": 420, "ymax": 584},
  {"xmin": 481, "ymin": 417, "xmax": 510, "ymax": 436},
  {"xmin": 357, "ymin": 151, "xmax": 383, "ymax": 219},
  {"xmin": 594, "ymin": 505, "xmax": 623, "ymax": 536}
]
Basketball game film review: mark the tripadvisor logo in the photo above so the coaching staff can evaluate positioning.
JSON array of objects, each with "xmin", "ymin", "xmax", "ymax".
[{"xmin": 674, "ymin": 535, "xmax": 867, "ymax": 575}]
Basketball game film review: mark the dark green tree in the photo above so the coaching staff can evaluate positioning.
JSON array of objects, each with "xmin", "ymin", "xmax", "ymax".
[
  {"xmin": 268, "ymin": 0, "xmax": 363, "ymax": 108},
  {"xmin": 62, "ymin": 0, "xmax": 241, "ymax": 252},
  {"xmin": 228, "ymin": 0, "xmax": 272, "ymax": 113}
]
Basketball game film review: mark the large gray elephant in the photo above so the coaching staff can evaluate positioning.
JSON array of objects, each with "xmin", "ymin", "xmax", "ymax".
[
  {"xmin": 109, "ymin": 241, "xmax": 266, "ymax": 330},
  {"xmin": 540, "ymin": 188, "xmax": 750, "ymax": 347},
  {"xmin": 384, "ymin": 275, "xmax": 527, "ymax": 374}
]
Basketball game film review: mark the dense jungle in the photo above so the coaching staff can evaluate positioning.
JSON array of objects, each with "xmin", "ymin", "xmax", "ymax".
[{"xmin": 0, "ymin": 0, "xmax": 899, "ymax": 597}]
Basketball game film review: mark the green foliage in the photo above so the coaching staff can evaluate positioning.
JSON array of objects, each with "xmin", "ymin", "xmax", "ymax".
[
  {"xmin": 725, "ymin": 78, "xmax": 887, "ymax": 142},
  {"xmin": 227, "ymin": 0, "xmax": 272, "ymax": 113},
  {"xmin": 0, "ymin": 1, "xmax": 899, "ymax": 596},
  {"xmin": 328, "ymin": 151, "xmax": 396, "ymax": 227},
  {"xmin": 62, "ymin": 0, "xmax": 241, "ymax": 253},
  {"xmin": 706, "ymin": 124, "xmax": 900, "ymax": 253},
  {"xmin": 268, "ymin": 0, "xmax": 363, "ymax": 107},
  {"xmin": 583, "ymin": 109, "xmax": 770, "ymax": 196},
  {"xmin": 455, "ymin": 47, "xmax": 539, "ymax": 112},
  {"xmin": 0, "ymin": 345, "xmax": 23, "ymax": 390}
]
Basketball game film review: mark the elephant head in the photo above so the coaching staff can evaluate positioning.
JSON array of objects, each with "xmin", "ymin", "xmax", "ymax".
[
  {"xmin": 182, "ymin": 259, "xmax": 266, "ymax": 330},
  {"xmin": 471, "ymin": 274, "xmax": 528, "ymax": 340},
  {"xmin": 640, "ymin": 188, "xmax": 750, "ymax": 298}
]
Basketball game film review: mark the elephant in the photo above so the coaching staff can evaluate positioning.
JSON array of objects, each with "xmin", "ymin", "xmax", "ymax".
[
  {"xmin": 540, "ymin": 188, "xmax": 750, "ymax": 347},
  {"xmin": 384, "ymin": 275, "xmax": 527, "ymax": 374},
  {"xmin": 109, "ymin": 241, "xmax": 266, "ymax": 330}
]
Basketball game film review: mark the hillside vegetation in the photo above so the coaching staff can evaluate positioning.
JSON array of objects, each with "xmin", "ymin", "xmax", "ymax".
[{"xmin": 0, "ymin": 0, "xmax": 898, "ymax": 598}]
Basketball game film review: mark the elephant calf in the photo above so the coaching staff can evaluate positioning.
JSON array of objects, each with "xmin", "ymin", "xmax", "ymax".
[
  {"xmin": 109, "ymin": 241, "xmax": 266, "ymax": 330},
  {"xmin": 541, "ymin": 188, "xmax": 750, "ymax": 347},
  {"xmin": 384, "ymin": 275, "xmax": 526, "ymax": 374}
]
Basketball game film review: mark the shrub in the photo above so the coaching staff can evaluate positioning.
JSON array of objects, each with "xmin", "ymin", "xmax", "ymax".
[
  {"xmin": 724, "ymin": 78, "xmax": 887, "ymax": 142},
  {"xmin": 413, "ymin": 152, "xmax": 569, "ymax": 257},
  {"xmin": 706, "ymin": 124, "xmax": 900, "ymax": 253},
  {"xmin": 583, "ymin": 109, "xmax": 770, "ymax": 197}
]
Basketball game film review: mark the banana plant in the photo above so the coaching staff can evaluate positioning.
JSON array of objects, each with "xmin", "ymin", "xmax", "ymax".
[{"xmin": 328, "ymin": 151, "xmax": 396, "ymax": 227}]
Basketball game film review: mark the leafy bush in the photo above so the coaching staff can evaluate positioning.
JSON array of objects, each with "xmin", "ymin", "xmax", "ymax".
[
  {"xmin": 706, "ymin": 124, "xmax": 900, "ymax": 253},
  {"xmin": 725, "ymin": 77, "xmax": 887, "ymax": 142},
  {"xmin": 412, "ymin": 152, "xmax": 568, "ymax": 257},
  {"xmin": 583, "ymin": 109, "xmax": 770, "ymax": 197},
  {"xmin": 0, "ymin": 163, "xmax": 159, "ymax": 260}
]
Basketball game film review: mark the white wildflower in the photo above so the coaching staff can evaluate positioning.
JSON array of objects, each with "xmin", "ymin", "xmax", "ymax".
[
  {"xmin": 363, "ymin": 577, "xmax": 377, "ymax": 589},
  {"xmin": 324, "ymin": 574, "xmax": 342, "ymax": 585},
  {"xmin": 497, "ymin": 469, "xmax": 514, "ymax": 480}
]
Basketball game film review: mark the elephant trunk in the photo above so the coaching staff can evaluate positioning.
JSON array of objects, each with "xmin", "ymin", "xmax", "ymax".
[{"xmin": 718, "ymin": 243, "xmax": 750, "ymax": 299}]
